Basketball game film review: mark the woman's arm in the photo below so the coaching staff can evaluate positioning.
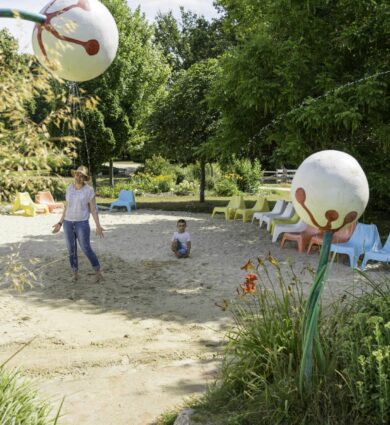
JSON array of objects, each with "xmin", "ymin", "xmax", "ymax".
[
  {"xmin": 52, "ymin": 204, "xmax": 67, "ymax": 234},
  {"xmin": 89, "ymin": 197, "xmax": 104, "ymax": 237}
]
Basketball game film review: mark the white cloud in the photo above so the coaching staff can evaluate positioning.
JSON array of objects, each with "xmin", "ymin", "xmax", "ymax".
[{"xmin": 0, "ymin": 0, "xmax": 219, "ymax": 53}]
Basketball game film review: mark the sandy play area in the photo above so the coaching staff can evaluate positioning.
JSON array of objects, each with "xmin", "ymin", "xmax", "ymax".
[{"xmin": 0, "ymin": 210, "xmax": 385, "ymax": 424}]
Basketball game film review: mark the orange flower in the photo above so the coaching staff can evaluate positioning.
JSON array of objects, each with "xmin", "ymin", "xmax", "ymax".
[
  {"xmin": 240, "ymin": 260, "xmax": 255, "ymax": 271},
  {"xmin": 245, "ymin": 273, "xmax": 258, "ymax": 282},
  {"xmin": 240, "ymin": 279, "xmax": 256, "ymax": 294}
]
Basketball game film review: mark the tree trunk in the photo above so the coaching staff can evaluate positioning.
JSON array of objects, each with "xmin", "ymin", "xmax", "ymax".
[
  {"xmin": 92, "ymin": 172, "xmax": 97, "ymax": 192},
  {"xmin": 109, "ymin": 159, "xmax": 114, "ymax": 187},
  {"xmin": 199, "ymin": 159, "xmax": 206, "ymax": 203}
]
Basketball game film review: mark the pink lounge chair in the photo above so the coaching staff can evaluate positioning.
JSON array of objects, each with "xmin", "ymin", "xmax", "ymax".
[
  {"xmin": 35, "ymin": 191, "xmax": 64, "ymax": 213},
  {"xmin": 307, "ymin": 222, "xmax": 356, "ymax": 254},
  {"xmin": 281, "ymin": 226, "xmax": 321, "ymax": 253}
]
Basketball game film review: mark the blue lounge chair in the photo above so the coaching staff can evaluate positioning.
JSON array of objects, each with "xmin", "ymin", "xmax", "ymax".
[
  {"xmin": 330, "ymin": 223, "xmax": 381, "ymax": 268},
  {"xmin": 361, "ymin": 233, "xmax": 390, "ymax": 269},
  {"xmin": 109, "ymin": 190, "xmax": 136, "ymax": 213}
]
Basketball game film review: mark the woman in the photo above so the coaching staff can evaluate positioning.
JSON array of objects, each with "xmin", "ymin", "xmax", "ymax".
[{"xmin": 52, "ymin": 165, "xmax": 104, "ymax": 281}]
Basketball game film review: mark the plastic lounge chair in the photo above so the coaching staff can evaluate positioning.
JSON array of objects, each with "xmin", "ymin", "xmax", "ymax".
[
  {"xmin": 361, "ymin": 232, "xmax": 390, "ymax": 269},
  {"xmin": 281, "ymin": 225, "xmax": 321, "ymax": 253},
  {"xmin": 307, "ymin": 222, "xmax": 356, "ymax": 254},
  {"xmin": 234, "ymin": 197, "xmax": 269, "ymax": 222},
  {"xmin": 11, "ymin": 192, "xmax": 49, "ymax": 217},
  {"xmin": 262, "ymin": 202, "xmax": 294, "ymax": 231},
  {"xmin": 35, "ymin": 191, "xmax": 64, "ymax": 212},
  {"xmin": 329, "ymin": 223, "xmax": 381, "ymax": 268},
  {"xmin": 211, "ymin": 195, "xmax": 245, "ymax": 220},
  {"xmin": 252, "ymin": 200, "xmax": 286, "ymax": 226},
  {"xmin": 269, "ymin": 210, "xmax": 300, "ymax": 235},
  {"xmin": 109, "ymin": 190, "xmax": 136, "ymax": 213},
  {"xmin": 272, "ymin": 219, "xmax": 307, "ymax": 243}
]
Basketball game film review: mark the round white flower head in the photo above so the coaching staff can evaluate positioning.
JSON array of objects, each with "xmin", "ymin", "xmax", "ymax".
[
  {"xmin": 32, "ymin": 0, "xmax": 118, "ymax": 82},
  {"xmin": 291, "ymin": 150, "xmax": 369, "ymax": 231}
]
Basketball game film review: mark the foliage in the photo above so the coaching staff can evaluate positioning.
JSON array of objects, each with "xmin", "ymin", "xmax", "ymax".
[
  {"xmin": 183, "ymin": 260, "xmax": 390, "ymax": 425},
  {"xmin": 213, "ymin": 175, "xmax": 239, "ymax": 196},
  {"xmin": 154, "ymin": 8, "xmax": 234, "ymax": 74},
  {"xmin": 0, "ymin": 30, "xmax": 75, "ymax": 202},
  {"xmin": 337, "ymin": 275, "xmax": 390, "ymax": 424},
  {"xmin": 79, "ymin": 0, "xmax": 170, "ymax": 175},
  {"xmin": 143, "ymin": 155, "xmax": 175, "ymax": 177},
  {"xmin": 0, "ymin": 364, "xmax": 60, "ymax": 424},
  {"xmin": 224, "ymin": 158, "xmax": 262, "ymax": 193},
  {"xmin": 0, "ymin": 175, "xmax": 66, "ymax": 203},
  {"xmin": 211, "ymin": 0, "xmax": 390, "ymax": 210},
  {"xmin": 145, "ymin": 59, "xmax": 221, "ymax": 201},
  {"xmin": 175, "ymin": 180, "xmax": 199, "ymax": 196}
]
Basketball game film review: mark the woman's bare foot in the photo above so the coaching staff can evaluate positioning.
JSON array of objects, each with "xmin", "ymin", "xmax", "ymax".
[{"xmin": 95, "ymin": 270, "xmax": 103, "ymax": 282}]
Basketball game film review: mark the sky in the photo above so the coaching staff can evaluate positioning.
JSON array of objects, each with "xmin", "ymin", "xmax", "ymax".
[{"xmin": 0, "ymin": 0, "xmax": 220, "ymax": 53}]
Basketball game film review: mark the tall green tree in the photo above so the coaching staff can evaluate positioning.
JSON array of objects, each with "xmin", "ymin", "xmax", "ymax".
[
  {"xmin": 154, "ymin": 7, "xmax": 234, "ymax": 73},
  {"xmin": 146, "ymin": 59, "xmax": 221, "ymax": 202},
  {"xmin": 79, "ymin": 0, "xmax": 169, "ymax": 185},
  {"xmin": 0, "ymin": 30, "xmax": 73, "ymax": 201},
  {"xmin": 211, "ymin": 0, "xmax": 390, "ymax": 209}
]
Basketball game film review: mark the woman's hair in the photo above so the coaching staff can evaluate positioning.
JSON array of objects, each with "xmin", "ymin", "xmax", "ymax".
[{"xmin": 177, "ymin": 219, "xmax": 187, "ymax": 226}]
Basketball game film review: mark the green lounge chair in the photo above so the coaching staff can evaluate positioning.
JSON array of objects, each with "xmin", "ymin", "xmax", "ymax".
[
  {"xmin": 211, "ymin": 195, "xmax": 245, "ymax": 220},
  {"xmin": 234, "ymin": 197, "xmax": 269, "ymax": 222}
]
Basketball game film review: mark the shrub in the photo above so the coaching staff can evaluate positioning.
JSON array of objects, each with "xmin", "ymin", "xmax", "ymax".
[
  {"xmin": 175, "ymin": 180, "xmax": 199, "ymax": 195},
  {"xmin": 0, "ymin": 365, "xmax": 60, "ymax": 424},
  {"xmin": 143, "ymin": 155, "xmax": 174, "ymax": 177},
  {"xmin": 224, "ymin": 158, "xmax": 263, "ymax": 193},
  {"xmin": 214, "ymin": 176, "xmax": 239, "ymax": 196},
  {"xmin": 187, "ymin": 262, "xmax": 390, "ymax": 425},
  {"xmin": 0, "ymin": 174, "xmax": 66, "ymax": 202}
]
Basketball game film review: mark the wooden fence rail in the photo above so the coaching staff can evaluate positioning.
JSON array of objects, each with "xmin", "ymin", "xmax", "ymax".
[{"xmin": 263, "ymin": 169, "xmax": 296, "ymax": 183}]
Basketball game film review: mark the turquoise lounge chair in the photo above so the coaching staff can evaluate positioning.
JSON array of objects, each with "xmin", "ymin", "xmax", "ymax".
[
  {"xmin": 330, "ymin": 223, "xmax": 381, "ymax": 268},
  {"xmin": 361, "ymin": 233, "xmax": 390, "ymax": 269},
  {"xmin": 109, "ymin": 190, "xmax": 136, "ymax": 213}
]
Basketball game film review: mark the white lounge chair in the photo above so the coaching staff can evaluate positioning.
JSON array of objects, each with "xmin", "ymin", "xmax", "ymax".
[
  {"xmin": 272, "ymin": 219, "xmax": 307, "ymax": 243},
  {"xmin": 252, "ymin": 200, "xmax": 286, "ymax": 227}
]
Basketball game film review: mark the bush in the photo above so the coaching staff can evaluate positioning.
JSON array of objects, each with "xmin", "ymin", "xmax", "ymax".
[
  {"xmin": 0, "ymin": 174, "xmax": 66, "ymax": 202},
  {"xmin": 143, "ymin": 155, "xmax": 174, "ymax": 177},
  {"xmin": 187, "ymin": 262, "xmax": 390, "ymax": 425},
  {"xmin": 224, "ymin": 158, "xmax": 263, "ymax": 193},
  {"xmin": 175, "ymin": 180, "xmax": 199, "ymax": 195},
  {"xmin": 214, "ymin": 176, "xmax": 239, "ymax": 196},
  {"xmin": 0, "ymin": 365, "xmax": 60, "ymax": 424}
]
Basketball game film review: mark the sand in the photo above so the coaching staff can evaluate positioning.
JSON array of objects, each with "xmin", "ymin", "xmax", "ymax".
[{"xmin": 0, "ymin": 210, "xmax": 387, "ymax": 424}]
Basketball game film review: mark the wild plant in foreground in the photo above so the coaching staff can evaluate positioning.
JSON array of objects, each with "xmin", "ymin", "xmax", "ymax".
[
  {"xmin": 0, "ymin": 343, "xmax": 63, "ymax": 424},
  {"xmin": 201, "ymin": 259, "xmax": 390, "ymax": 425}
]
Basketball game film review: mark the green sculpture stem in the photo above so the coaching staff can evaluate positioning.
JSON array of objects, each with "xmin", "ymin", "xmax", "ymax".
[
  {"xmin": 0, "ymin": 8, "xmax": 46, "ymax": 24},
  {"xmin": 299, "ymin": 230, "xmax": 333, "ymax": 396}
]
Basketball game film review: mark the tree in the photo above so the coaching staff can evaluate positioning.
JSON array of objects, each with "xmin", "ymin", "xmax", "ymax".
[
  {"xmin": 146, "ymin": 59, "xmax": 221, "ymax": 202},
  {"xmin": 79, "ymin": 0, "xmax": 170, "ymax": 185},
  {"xmin": 0, "ymin": 30, "xmax": 74, "ymax": 201},
  {"xmin": 211, "ymin": 0, "xmax": 390, "ymax": 209},
  {"xmin": 154, "ymin": 7, "xmax": 234, "ymax": 74}
]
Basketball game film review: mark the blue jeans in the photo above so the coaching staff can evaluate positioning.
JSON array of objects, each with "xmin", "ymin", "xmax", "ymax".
[
  {"xmin": 63, "ymin": 220, "xmax": 100, "ymax": 272},
  {"xmin": 176, "ymin": 240, "xmax": 188, "ymax": 257}
]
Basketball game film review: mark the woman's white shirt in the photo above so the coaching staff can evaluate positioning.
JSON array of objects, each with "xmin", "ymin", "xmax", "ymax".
[{"xmin": 65, "ymin": 184, "xmax": 95, "ymax": 221}]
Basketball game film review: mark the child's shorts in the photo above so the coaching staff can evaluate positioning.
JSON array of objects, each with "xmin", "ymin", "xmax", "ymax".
[{"xmin": 176, "ymin": 240, "xmax": 188, "ymax": 257}]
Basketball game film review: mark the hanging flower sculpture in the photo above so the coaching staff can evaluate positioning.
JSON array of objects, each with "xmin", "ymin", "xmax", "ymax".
[
  {"xmin": 291, "ymin": 150, "xmax": 369, "ymax": 395},
  {"xmin": 291, "ymin": 150, "xmax": 369, "ymax": 232}
]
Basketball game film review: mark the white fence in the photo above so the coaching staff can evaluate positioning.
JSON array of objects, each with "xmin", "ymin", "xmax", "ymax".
[{"xmin": 263, "ymin": 169, "xmax": 296, "ymax": 183}]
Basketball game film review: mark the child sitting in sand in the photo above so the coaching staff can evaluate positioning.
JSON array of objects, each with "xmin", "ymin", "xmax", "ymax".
[{"xmin": 171, "ymin": 219, "xmax": 191, "ymax": 258}]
